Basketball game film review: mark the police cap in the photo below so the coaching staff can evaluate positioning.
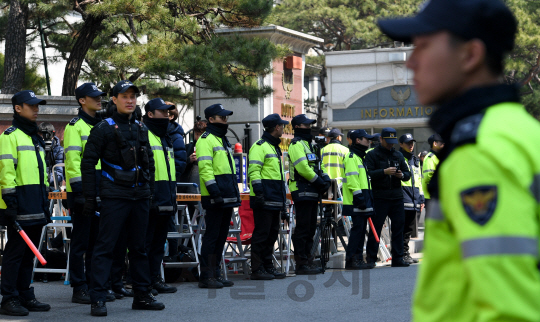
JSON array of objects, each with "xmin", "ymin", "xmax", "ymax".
[
  {"xmin": 381, "ymin": 127, "xmax": 398, "ymax": 144},
  {"xmin": 328, "ymin": 128, "xmax": 344, "ymax": 138},
  {"xmin": 75, "ymin": 82, "xmax": 106, "ymax": 100},
  {"xmin": 428, "ymin": 133, "xmax": 444, "ymax": 146},
  {"xmin": 112, "ymin": 80, "xmax": 140, "ymax": 96},
  {"xmin": 399, "ymin": 133, "xmax": 416, "ymax": 143},
  {"xmin": 12, "ymin": 90, "xmax": 47, "ymax": 107},
  {"xmin": 145, "ymin": 98, "xmax": 174, "ymax": 113},
  {"xmin": 291, "ymin": 114, "xmax": 316, "ymax": 127},
  {"xmin": 204, "ymin": 104, "xmax": 233, "ymax": 120},
  {"xmin": 262, "ymin": 113, "xmax": 289, "ymax": 128},
  {"xmin": 378, "ymin": 0, "xmax": 516, "ymax": 58},
  {"xmin": 351, "ymin": 129, "xmax": 375, "ymax": 142}
]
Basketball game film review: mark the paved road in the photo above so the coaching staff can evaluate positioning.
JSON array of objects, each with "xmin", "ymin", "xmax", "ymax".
[{"xmin": 1, "ymin": 264, "xmax": 418, "ymax": 322}]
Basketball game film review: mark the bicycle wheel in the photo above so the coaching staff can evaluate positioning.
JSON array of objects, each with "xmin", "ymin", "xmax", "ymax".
[{"xmin": 320, "ymin": 222, "xmax": 332, "ymax": 267}]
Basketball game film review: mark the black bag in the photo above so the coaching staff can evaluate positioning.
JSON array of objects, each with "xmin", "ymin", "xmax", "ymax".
[
  {"xmin": 34, "ymin": 248, "xmax": 67, "ymax": 281},
  {"xmin": 163, "ymin": 245, "xmax": 199, "ymax": 283}
]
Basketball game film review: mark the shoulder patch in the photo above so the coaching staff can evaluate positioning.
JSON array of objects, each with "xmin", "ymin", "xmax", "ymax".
[
  {"xmin": 451, "ymin": 113, "xmax": 484, "ymax": 147},
  {"xmin": 201, "ymin": 132, "xmax": 210, "ymax": 139},
  {"xmin": 3, "ymin": 126, "xmax": 16, "ymax": 135},
  {"xmin": 291, "ymin": 137, "xmax": 301, "ymax": 145},
  {"xmin": 256, "ymin": 139, "xmax": 265, "ymax": 145},
  {"xmin": 349, "ymin": 152, "xmax": 354, "ymax": 158},
  {"xmin": 69, "ymin": 117, "xmax": 80, "ymax": 126},
  {"xmin": 461, "ymin": 185, "xmax": 497, "ymax": 226}
]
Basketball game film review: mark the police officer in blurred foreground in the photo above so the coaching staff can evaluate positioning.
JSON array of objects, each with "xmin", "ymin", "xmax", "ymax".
[
  {"xmin": 379, "ymin": 0, "xmax": 540, "ymax": 320},
  {"xmin": 143, "ymin": 98, "xmax": 178, "ymax": 294},
  {"xmin": 0, "ymin": 91, "xmax": 51, "ymax": 316},
  {"xmin": 248, "ymin": 114, "xmax": 288, "ymax": 280},
  {"xmin": 398, "ymin": 133, "xmax": 423, "ymax": 264},
  {"xmin": 288, "ymin": 114, "xmax": 331, "ymax": 275},
  {"xmin": 364, "ymin": 127, "xmax": 410, "ymax": 268},
  {"xmin": 343, "ymin": 130, "xmax": 374, "ymax": 270},
  {"xmin": 196, "ymin": 104, "xmax": 241, "ymax": 288},
  {"xmin": 82, "ymin": 80, "xmax": 164, "ymax": 316}
]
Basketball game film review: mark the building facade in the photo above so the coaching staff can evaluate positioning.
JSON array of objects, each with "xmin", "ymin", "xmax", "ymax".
[{"xmin": 326, "ymin": 48, "xmax": 434, "ymax": 153}]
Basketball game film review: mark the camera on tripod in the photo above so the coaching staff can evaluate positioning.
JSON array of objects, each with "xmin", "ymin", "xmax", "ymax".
[{"xmin": 38, "ymin": 123, "xmax": 55, "ymax": 153}]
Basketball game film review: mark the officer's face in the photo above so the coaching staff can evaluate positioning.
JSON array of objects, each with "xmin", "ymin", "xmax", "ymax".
[
  {"xmin": 149, "ymin": 109, "xmax": 169, "ymax": 119},
  {"xmin": 113, "ymin": 88, "xmax": 137, "ymax": 115},
  {"xmin": 400, "ymin": 141, "xmax": 415, "ymax": 152},
  {"xmin": 407, "ymin": 31, "xmax": 468, "ymax": 106},
  {"xmin": 276, "ymin": 124, "xmax": 285, "ymax": 137},
  {"xmin": 356, "ymin": 137, "xmax": 370, "ymax": 147},
  {"xmin": 296, "ymin": 123, "xmax": 311, "ymax": 129},
  {"xmin": 209, "ymin": 115, "xmax": 228, "ymax": 124},
  {"xmin": 381, "ymin": 137, "xmax": 394, "ymax": 150},
  {"xmin": 15, "ymin": 103, "xmax": 39, "ymax": 122},
  {"xmin": 79, "ymin": 95, "xmax": 102, "ymax": 112}
]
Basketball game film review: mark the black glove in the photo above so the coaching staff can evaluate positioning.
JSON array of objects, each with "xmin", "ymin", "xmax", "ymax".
[
  {"xmin": 149, "ymin": 198, "xmax": 159, "ymax": 216},
  {"xmin": 251, "ymin": 195, "xmax": 265, "ymax": 209},
  {"xmin": 212, "ymin": 196, "xmax": 224, "ymax": 207},
  {"xmin": 353, "ymin": 194, "xmax": 367, "ymax": 210},
  {"xmin": 2, "ymin": 194, "xmax": 18, "ymax": 224},
  {"xmin": 83, "ymin": 198, "xmax": 98, "ymax": 217},
  {"xmin": 313, "ymin": 176, "xmax": 330, "ymax": 193}
]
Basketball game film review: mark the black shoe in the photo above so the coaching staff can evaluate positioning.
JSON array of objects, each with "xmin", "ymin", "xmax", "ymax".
[
  {"xmin": 106, "ymin": 289, "xmax": 119, "ymax": 301},
  {"xmin": 366, "ymin": 262, "xmax": 376, "ymax": 269},
  {"xmin": 250, "ymin": 267, "xmax": 275, "ymax": 280},
  {"xmin": 132, "ymin": 293, "xmax": 165, "ymax": 310},
  {"xmin": 90, "ymin": 301, "xmax": 107, "ymax": 316},
  {"xmin": 403, "ymin": 254, "xmax": 419, "ymax": 264},
  {"xmin": 308, "ymin": 263, "xmax": 323, "ymax": 274},
  {"xmin": 391, "ymin": 259, "xmax": 411, "ymax": 267},
  {"xmin": 198, "ymin": 277, "xmax": 224, "ymax": 289},
  {"xmin": 112, "ymin": 287, "xmax": 134, "ymax": 298},
  {"xmin": 72, "ymin": 289, "xmax": 92, "ymax": 304},
  {"xmin": 215, "ymin": 276, "xmax": 234, "ymax": 287},
  {"xmin": 150, "ymin": 288, "xmax": 158, "ymax": 296},
  {"xmin": 0, "ymin": 297, "xmax": 29, "ymax": 316},
  {"xmin": 265, "ymin": 267, "xmax": 286, "ymax": 279},
  {"xmin": 295, "ymin": 264, "xmax": 319, "ymax": 275},
  {"xmin": 21, "ymin": 298, "xmax": 50, "ymax": 312},
  {"xmin": 152, "ymin": 278, "xmax": 177, "ymax": 293}
]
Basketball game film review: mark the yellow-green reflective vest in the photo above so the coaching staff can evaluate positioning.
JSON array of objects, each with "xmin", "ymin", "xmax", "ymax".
[
  {"xmin": 402, "ymin": 153, "xmax": 424, "ymax": 211},
  {"xmin": 421, "ymin": 151, "xmax": 439, "ymax": 199},
  {"xmin": 64, "ymin": 116, "xmax": 102, "ymax": 194},
  {"xmin": 195, "ymin": 131, "xmax": 240, "ymax": 208},
  {"xmin": 248, "ymin": 137, "xmax": 286, "ymax": 210},
  {"xmin": 149, "ymin": 130, "xmax": 176, "ymax": 213},
  {"xmin": 413, "ymin": 102, "xmax": 540, "ymax": 322},
  {"xmin": 288, "ymin": 138, "xmax": 327, "ymax": 201},
  {"xmin": 0, "ymin": 126, "xmax": 49, "ymax": 225},
  {"xmin": 342, "ymin": 152, "xmax": 374, "ymax": 215},
  {"xmin": 321, "ymin": 142, "xmax": 349, "ymax": 184}
]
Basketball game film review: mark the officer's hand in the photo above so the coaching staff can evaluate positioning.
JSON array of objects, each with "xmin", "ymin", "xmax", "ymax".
[
  {"xmin": 4, "ymin": 206, "xmax": 18, "ymax": 224},
  {"xmin": 189, "ymin": 153, "xmax": 197, "ymax": 163},
  {"xmin": 251, "ymin": 195, "xmax": 265, "ymax": 208},
  {"xmin": 384, "ymin": 167, "xmax": 397, "ymax": 175},
  {"xmin": 212, "ymin": 196, "xmax": 224, "ymax": 207},
  {"xmin": 322, "ymin": 181, "xmax": 331, "ymax": 193},
  {"xmin": 353, "ymin": 195, "xmax": 366, "ymax": 210},
  {"xmin": 420, "ymin": 203, "xmax": 425, "ymax": 211},
  {"xmin": 394, "ymin": 170, "xmax": 403, "ymax": 179},
  {"xmin": 83, "ymin": 198, "xmax": 97, "ymax": 217}
]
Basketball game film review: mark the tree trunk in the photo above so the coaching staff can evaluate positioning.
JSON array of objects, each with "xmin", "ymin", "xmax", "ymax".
[
  {"xmin": 61, "ymin": 14, "xmax": 105, "ymax": 96},
  {"xmin": 1, "ymin": 0, "xmax": 29, "ymax": 94},
  {"xmin": 316, "ymin": 65, "xmax": 328, "ymax": 128}
]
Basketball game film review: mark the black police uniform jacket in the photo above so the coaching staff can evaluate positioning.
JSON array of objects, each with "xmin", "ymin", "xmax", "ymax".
[
  {"xmin": 81, "ymin": 111, "xmax": 155, "ymax": 200},
  {"xmin": 364, "ymin": 145, "xmax": 411, "ymax": 200}
]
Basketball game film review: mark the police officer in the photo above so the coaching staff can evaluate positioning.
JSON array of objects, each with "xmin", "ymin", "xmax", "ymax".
[
  {"xmin": 0, "ymin": 90, "xmax": 51, "ymax": 315},
  {"xmin": 398, "ymin": 133, "xmax": 424, "ymax": 264},
  {"xmin": 248, "ymin": 114, "xmax": 288, "ymax": 280},
  {"xmin": 143, "ymin": 98, "xmax": 178, "ymax": 293},
  {"xmin": 66, "ymin": 83, "xmax": 109, "ymax": 304},
  {"xmin": 421, "ymin": 134, "xmax": 443, "ymax": 214},
  {"xmin": 288, "ymin": 114, "xmax": 331, "ymax": 274},
  {"xmin": 364, "ymin": 127, "xmax": 411, "ymax": 268},
  {"xmin": 379, "ymin": 0, "xmax": 540, "ymax": 320},
  {"xmin": 321, "ymin": 128, "xmax": 349, "ymax": 185},
  {"xmin": 343, "ymin": 130, "xmax": 375, "ymax": 270},
  {"xmin": 366, "ymin": 133, "xmax": 380, "ymax": 153},
  {"xmin": 81, "ymin": 80, "xmax": 164, "ymax": 316},
  {"xmin": 196, "ymin": 103, "xmax": 241, "ymax": 289}
]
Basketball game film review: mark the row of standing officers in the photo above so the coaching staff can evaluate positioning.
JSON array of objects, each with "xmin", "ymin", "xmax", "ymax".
[{"xmin": 0, "ymin": 81, "xmax": 439, "ymax": 316}]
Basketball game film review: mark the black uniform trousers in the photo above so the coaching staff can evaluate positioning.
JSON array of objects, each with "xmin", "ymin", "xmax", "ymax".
[
  {"xmin": 1, "ymin": 224, "xmax": 43, "ymax": 303},
  {"xmin": 110, "ymin": 230, "xmax": 128, "ymax": 291},
  {"xmin": 424, "ymin": 198, "xmax": 431, "ymax": 218},
  {"xmin": 146, "ymin": 214, "xmax": 172, "ymax": 281},
  {"xmin": 345, "ymin": 215, "xmax": 368, "ymax": 261},
  {"xmin": 89, "ymin": 198, "xmax": 151, "ymax": 303},
  {"xmin": 250, "ymin": 209, "xmax": 280, "ymax": 271},
  {"xmin": 403, "ymin": 210, "xmax": 417, "ymax": 255},
  {"xmin": 292, "ymin": 200, "xmax": 318, "ymax": 266},
  {"xmin": 69, "ymin": 202, "xmax": 100, "ymax": 291},
  {"xmin": 200, "ymin": 207, "xmax": 233, "ymax": 279},
  {"xmin": 366, "ymin": 198, "xmax": 405, "ymax": 263}
]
